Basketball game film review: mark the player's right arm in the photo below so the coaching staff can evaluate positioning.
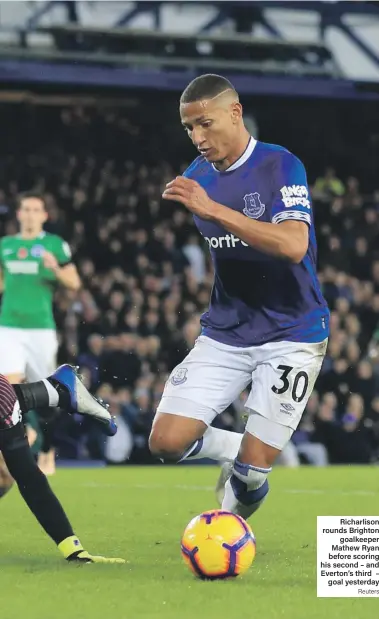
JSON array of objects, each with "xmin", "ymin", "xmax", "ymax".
[{"xmin": 164, "ymin": 152, "xmax": 310, "ymax": 263}]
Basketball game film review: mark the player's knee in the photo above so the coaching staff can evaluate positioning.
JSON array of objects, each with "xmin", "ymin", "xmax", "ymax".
[
  {"xmin": 243, "ymin": 411, "xmax": 291, "ymax": 468},
  {"xmin": 149, "ymin": 424, "xmax": 189, "ymax": 460}
]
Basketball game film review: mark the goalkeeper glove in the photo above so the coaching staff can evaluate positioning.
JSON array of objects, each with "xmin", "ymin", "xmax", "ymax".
[{"xmin": 58, "ymin": 536, "xmax": 125, "ymax": 564}]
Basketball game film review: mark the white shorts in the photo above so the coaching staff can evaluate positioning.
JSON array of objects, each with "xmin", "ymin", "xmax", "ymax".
[
  {"xmin": 0, "ymin": 327, "xmax": 58, "ymax": 380},
  {"xmin": 157, "ymin": 335, "xmax": 327, "ymax": 444}
]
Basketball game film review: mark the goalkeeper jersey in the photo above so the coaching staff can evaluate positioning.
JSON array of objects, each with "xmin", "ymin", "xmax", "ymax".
[{"xmin": 0, "ymin": 232, "xmax": 71, "ymax": 329}]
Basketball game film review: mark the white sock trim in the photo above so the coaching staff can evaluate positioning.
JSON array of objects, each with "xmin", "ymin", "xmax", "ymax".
[{"xmin": 41, "ymin": 379, "xmax": 59, "ymax": 407}]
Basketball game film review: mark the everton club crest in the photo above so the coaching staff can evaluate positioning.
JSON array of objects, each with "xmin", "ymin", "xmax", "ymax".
[
  {"xmin": 170, "ymin": 367, "xmax": 188, "ymax": 386},
  {"xmin": 243, "ymin": 193, "xmax": 265, "ymax": 219}
]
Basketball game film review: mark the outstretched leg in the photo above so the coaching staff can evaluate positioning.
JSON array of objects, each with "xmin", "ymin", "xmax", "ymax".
[
  {"xmin": 0, "ymin": 373, "xmax": 124, "ymax": 563},
  {"xmin": 14, "ymin": 364, "xmax": 117, "ymax": 436}
]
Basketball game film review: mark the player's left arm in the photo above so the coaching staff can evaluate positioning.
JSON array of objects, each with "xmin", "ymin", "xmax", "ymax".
[
  {"xmin": 163, "ymin": 154, "xmax": 310, "ymax": 264},
  {"xmin": 51, "ymin": 262, "xmax": 81, "ymax": 291},
  {"xmin": 43, "ymin": 238, "xmax": 81, "ymax": 291}
]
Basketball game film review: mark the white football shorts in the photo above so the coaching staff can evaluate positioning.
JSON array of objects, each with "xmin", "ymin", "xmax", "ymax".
[
  {"xmin": 157, "ymin": 335, "xmax": 327, "ymax": 449},
  {"xmin": 0, "ymin": 326, "xmax": 58, "ymax": 380}
]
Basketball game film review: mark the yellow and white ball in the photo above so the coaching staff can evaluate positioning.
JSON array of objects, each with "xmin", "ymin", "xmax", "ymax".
[{"xmin": 181, "ymin": 509, "xmax": 256, "ymax": 579}]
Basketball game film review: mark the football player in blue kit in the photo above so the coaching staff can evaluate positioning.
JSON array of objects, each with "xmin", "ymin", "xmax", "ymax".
[{"xmin": 149, "ymin": 74, "xmax": 329, "ymax": 521}]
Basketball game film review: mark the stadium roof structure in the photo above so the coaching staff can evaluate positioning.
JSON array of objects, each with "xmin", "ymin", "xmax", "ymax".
[{"xmin": 0, "ymin": 1, "xmax": 379, "ymax": 99}]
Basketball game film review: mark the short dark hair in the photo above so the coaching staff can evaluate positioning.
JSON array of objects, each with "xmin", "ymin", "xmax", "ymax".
[
  {"xmin": 17, "ymin": 191, "xmax": 46, "ymax": 210},
  {"xmin": 180, "ymin": 74, "xmax": 237, "ymax": 104}
]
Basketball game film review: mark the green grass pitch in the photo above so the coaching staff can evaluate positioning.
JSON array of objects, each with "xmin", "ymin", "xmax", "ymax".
[{"xmin": 0, "ymin": 465, "xmax": 377, "ymax": 619}]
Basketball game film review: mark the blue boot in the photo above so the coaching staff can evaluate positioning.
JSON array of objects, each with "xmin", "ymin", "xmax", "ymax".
[{"xmin": 49, "ymin": 365, "xmax": 117, "ymax": 437}]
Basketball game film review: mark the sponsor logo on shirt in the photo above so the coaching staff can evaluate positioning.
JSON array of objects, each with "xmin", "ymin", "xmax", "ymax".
[
  {"xmin": 31, "ymin": 244, "xmax": 45, "ymax": 258},
  {"xmin": 5, "ymin": 261, "xmax": 38, "ymax": 274},
  {"xmin": 280, "ymin": 185, "xmax": 311, "ymax": 209},
  {"xmin": 243, "ymin": 192, "xmax": 265, "ymax": 219},
  {"xmin": 17, "ymin": 247, "xmax": 28, "ymax": 259},
  {"xmin": 3, "ymin": 249, "xmax": 13, "ymax": 255},
  {"xmin": 204, "ymin": 234, "xmax": 248, "ymax": 249},
  {"xmin": 62, "ymin": 241, "xmax": 72, "ymax": 258}
]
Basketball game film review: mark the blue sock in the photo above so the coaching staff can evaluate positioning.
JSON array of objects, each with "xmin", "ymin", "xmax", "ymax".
[
  {"xmin": 223, "ymin": 460, "xmax": 271, "ymax": 517},
  {"xmin": 230, "ymin": 474, "xmax": 269, "ymax": 509}
]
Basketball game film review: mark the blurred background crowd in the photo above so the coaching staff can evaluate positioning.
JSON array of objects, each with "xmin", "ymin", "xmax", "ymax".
[{"xmin": 1, "ymin": 98, "xmax": 379, "ymax": 468}]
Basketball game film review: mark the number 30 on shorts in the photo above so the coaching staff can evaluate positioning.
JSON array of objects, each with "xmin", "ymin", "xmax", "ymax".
[{"xmin": 271, "ymin": 365, "xmax": 309, "ymax": 403}]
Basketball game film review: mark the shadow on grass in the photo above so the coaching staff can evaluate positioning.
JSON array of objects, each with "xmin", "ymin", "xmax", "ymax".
[{"xmin": 0, "ymin": 555, "xmax": 65, "ymax": 571}]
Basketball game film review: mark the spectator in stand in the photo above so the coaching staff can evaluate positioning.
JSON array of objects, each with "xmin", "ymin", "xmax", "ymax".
[
  {"xmin": 314, "ymin": 167, "xmax": 345, "ymax": 200},
  {"xmin": 315, "ymin": 393, "xmax": 374, "ymax": 464},
  {"xmin": 320, "ymin": 235, "xmax": 349, "ymax": 272},
  {"xmin": 350, "ymin": 237, "xmax": 372, "ymax": 281},
  {"xmin": 104, "ymin": 392, "xmax": 134, "ymax": 464},
  {"xmin": 77, "ymin": 334, "xmax": 104, "ymax": 389},
  {"xmin": 350, "ymin": 360, "xmax": 376, "ymax": 408},
  {"xmin": 344, "ymin": 177, "xmax": 363, "ymax": 211}
]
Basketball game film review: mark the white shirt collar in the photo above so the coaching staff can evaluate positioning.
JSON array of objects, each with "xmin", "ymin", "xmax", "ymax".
[
  {"xmin": 16, "ymin": 231, "xmax": 46, "ymax": 239},
  {"xmin": 212, "ymin": 136, "xmax": 257, "ymax": 173}
]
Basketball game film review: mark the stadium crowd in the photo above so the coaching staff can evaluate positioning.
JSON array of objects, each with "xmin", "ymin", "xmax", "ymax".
[{"xmin": 1, "ymin": 101, "xmax": 379, "ymax": 466}]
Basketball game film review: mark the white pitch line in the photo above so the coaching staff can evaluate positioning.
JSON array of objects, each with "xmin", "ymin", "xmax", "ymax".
[
  {"xmin": 78, "ymin": 482, "xmax": 376, "ymax": 497},
  {"xmin": 284, "ymin": 489, "xmax": 376, "ymax": 497}
]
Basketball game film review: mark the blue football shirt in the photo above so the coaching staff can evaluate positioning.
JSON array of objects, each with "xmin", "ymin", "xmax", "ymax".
[{"xmin": 184, "ymin": 137, "xmax": 329, "ymax": 347}]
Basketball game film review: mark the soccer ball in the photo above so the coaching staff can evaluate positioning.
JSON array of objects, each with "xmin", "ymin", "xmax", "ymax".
[{"xmin": 181, "ymin": 509, "xmax": 256, "ymax": 579}]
